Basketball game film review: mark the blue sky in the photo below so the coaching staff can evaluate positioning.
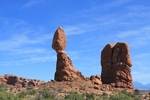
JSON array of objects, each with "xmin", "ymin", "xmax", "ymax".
[{"xmin": 0, "ymin": 0, "xmax": 150, "ymax": 84}]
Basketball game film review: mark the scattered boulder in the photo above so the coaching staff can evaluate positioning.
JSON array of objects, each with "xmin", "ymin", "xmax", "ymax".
[
  {"xmin": 101, "ymin": 42, "xmax": 133, "ymax": 89},
  {"xmin": 5, "ymin": 75, "xmax": 20, "ymax": 85},
  {"xmin": 52, "ymin": 27, "xmax": 84, "ymax": 81},
  {"xmin": 0, "ymin": 74, "xmax": 45, "ymax": 87},
  {"xmin": 90, "ymin": 75, "xmax": 102, "ymax": 85},
  {"xmin": 0, "ymin": 76, "xmax": 7, "ymax": 84}
]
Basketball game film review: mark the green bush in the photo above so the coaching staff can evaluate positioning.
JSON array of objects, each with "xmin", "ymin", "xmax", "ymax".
[
  {"xmin": 109, "ymin": 93, "xmax": 134, "ymax": 100},
  {"xmin": 109, "ymin": 90, "xmax": 140, "ymax": 100},
  {"xmin": 0, "ymin": 84, "xmax": 7, "ymax": 92},
  {"xmin": 134, "ymin": 89, "xmax": 140, "ymax": 95},
  {"xmin": 35, "ymin": 89, "xmax": 58, "ymax": 100},
  {"xmin": 65, "ymin": 92, "xmax": 84, "ymax": 100},
  {"xmin": 17, "ymin": 91, "xmax": 26, "ymax": 98},
  {"xmin": 0, "ymin": 91, "xmax": 21, "ymax": 100},
  {"xmin": 83, "ymin": 93, "xmax": 95, "ymax": 100}
]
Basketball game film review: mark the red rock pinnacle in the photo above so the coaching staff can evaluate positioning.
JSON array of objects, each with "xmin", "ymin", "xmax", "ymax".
[{"xmin": 52, "ymin": 27, "xmax": 84, "ymax": 81}]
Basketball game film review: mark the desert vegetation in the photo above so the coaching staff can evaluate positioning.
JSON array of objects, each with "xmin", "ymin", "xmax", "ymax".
[{"xmin": 0, "ymin": 84, "xmax": 148, "ymax": 100}]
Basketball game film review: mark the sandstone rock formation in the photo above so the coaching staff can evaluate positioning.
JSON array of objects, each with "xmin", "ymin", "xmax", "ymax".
[
  {"xmin": 101, "ymin": 42, "xmax": 133, "ymax": 89},
  {"xmin": 52, "ymin": 27, "xmax": 84, "ymax": 81},
  {"xmin": 52, "ymin": 27, "xmax": 66, "ymax": 53},
  {"xmin": 0, "ymin": 74, "xmax": 45, "ymax": 87},
  {"xmin": 0, "ymin": 76, "xmax": 7, "ymax": 84},
  {"xmin": 90, "ymin": 75, "xmax": 102, "ymax": 85}
]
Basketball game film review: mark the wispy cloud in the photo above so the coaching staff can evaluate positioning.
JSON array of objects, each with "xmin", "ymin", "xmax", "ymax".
[
  {"xmin": 0, "ymin": 34, "xmax": 52, "ymax": 51},
  {"xmin": 0, "ymin": 18, "xmax": 54, "ymax": 66},
  {"xmin": 1, "ymin": 56, "xmax": 56, "ymax": 66},
  {"xmin": 127, "ymin": 5, "xmax": 150, "ymax": 11},
  {"xmin": 101, "ymin": 0, "xmax": 133, "ymax": 10},
  {"xmin": 22, "ymin": 0, "xmax": 44, "ymax": 8},
  {"xmin": 116, "ymin": 26, "xmax": 150, "ymax": 47},
  {"xmin": 63, "ymin": 24, "xmax": 97, "ymax": 35},
  {"xmin": 117, "ymin": 30, "xmax": 139, "ymax": 38},
  {"xmin": 134, "ymin": 53, "xmax": 150, "ymax": 59},
  {"xmin": 11, "ymin": 48, "xmax": 48, "ymax": 54},
  {"xmin": 132, "ymin": 71, "xmax": 140, "ymax": 75}
]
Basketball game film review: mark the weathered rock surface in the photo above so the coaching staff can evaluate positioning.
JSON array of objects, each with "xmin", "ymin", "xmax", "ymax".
[
  {"xmin": 52, "ymin": 27, "xmax": 66, "ymax": 52},
  {"xmin": 52, "ymin": 27, "xmax": 84, "ymax": 81},
  {"xmin": 90, "ymin": 75, "xmax": 102, "ymax": 85},
  {"xmin": 101, "ymin": 42, "xmax": 133, "ymax": 89},
  {"xmin": 0, "ymin": 74, "xmax": 45, "ymax": 87},
  {"xmin": 0, "ymin": 76, "xmax": 7, "ymax": 84}
]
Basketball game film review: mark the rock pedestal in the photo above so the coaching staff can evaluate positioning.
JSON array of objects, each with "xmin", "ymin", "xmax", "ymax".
[
  {"xmin": 52, "ymin": 27, "xmax": 84, "ymax": 81},
  {"xmin": 101, "ymin": 42, "xmax": 133, "ymax": 89}
]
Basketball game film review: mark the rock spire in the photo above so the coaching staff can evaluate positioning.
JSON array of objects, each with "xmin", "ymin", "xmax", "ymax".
[{"xmin": 52, "ymin": 27, "xmax": 84, "ymax": 81}]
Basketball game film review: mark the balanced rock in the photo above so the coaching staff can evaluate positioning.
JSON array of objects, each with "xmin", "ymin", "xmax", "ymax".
[
  {"xmin": 52, "ymin": 27, "xmax": 84, "ymax": 81},
  {"xmin": 52, "ymin": 27, "xmax": 66, "ymax": 52},
  {"xmin": 101, "ymin": 42, "xmax": 133, "ymax": 89}
]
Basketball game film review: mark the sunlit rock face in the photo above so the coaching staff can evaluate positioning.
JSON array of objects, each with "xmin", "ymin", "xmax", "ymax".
[
  {"xmin": 52, "ymin": 27, "xmax": 66, "ymax": 53},
  {"xmin": 52, "ymin": 27, "xmax": 84, "ymax": 81},
  {"xmin": 101, "ymin": 42, "xmax": 133, "ymax": 89}
]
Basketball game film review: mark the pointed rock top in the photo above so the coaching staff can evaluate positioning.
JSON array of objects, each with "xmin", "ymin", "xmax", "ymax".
[{"xmin": 58, "ymin": 26, "xmax": 63, "ymax": 29}]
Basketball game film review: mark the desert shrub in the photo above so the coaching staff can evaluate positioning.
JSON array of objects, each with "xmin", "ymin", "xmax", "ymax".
[
  {"xmin": 17, "ymin": 91, "xmax": 26, "ymax": 98},
  {"xmin": 0, "ymin": 84, "xmax": 7, "ymax": 92},
  {"xmin": 109, "ymin": 90, "xmax": 135, "ymax": 100},
  {"xmin": 109, "ymin": 93, "xmax": 133, "ymax": 100},
  {"xmin": 65, "ymin": 92, "xmax": 84, "ymax": 100},
  {"xmin": 27, "ymin": 84, "xmax": 34, "ymax": 90},
  {"xmin": 95, "ymin": 92, "xmax": 108, "ymax": 100},
  {"xmin": 101, "ymin": 92, "xmax": 109, "ymax": 100},
  {"xmin": 35, "ymin": 88, "xmax": 58, "ymax": 100},
  {"xmin": 134, "ymin": 89, "xmax": 140, "ymax": 95},
  {"xmin": 0, "ymin": 84, "xmax": 4, "ymax": 90},
  {"xmin": 0, "ymin": 91, "xmax": 21, "ymax": 100},
  {"xmin": 27, "ymin": 89, "xmax": 37, "ymax": 95},
  {"xmin": 84, "ymin": 92, "xmax": 95, "ymax": 100}
]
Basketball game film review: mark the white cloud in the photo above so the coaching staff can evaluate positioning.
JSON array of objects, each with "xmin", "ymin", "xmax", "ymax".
[
  {"xmin": 0, "ymin": 33, "xmax": 52, "ymax": 51},
  {"xmin": 63, "ymin": 24, "xmax": 93, "ymax": 35},
  {"xmin": 116, "ymin": 26, "xmax": 150, "ymax": 47},
  {"xmin": 101, "ymin": 0, "xmax": 133, "ymax": 10},
  {"xmin": 1, "ymin": 56, "xmax": 56, "ymax": 66},
  {"xmin": 11, "ymin": 48, "xmax": 48, "ymax": 54},
  {"xmin": 117, "ymin": 26, "xmax": 150, "ymax": 38},
  {"xmin": 22, "ymin": 0, "xmax": 44, "ymax": 8},
  {"xmin": 132, "ymin": 71, "xmax": 140, "ymax": 75},
  {"xmin": 134, "ymin": 53, "xmax": 150, "ymax": 59},
  {"xmin": 127, "ymin": 5, "xmax": 150, "ymax": 11},
  {"xmin": 133, "ymin": 61, "xmax": 143, "ymax": 66}
]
